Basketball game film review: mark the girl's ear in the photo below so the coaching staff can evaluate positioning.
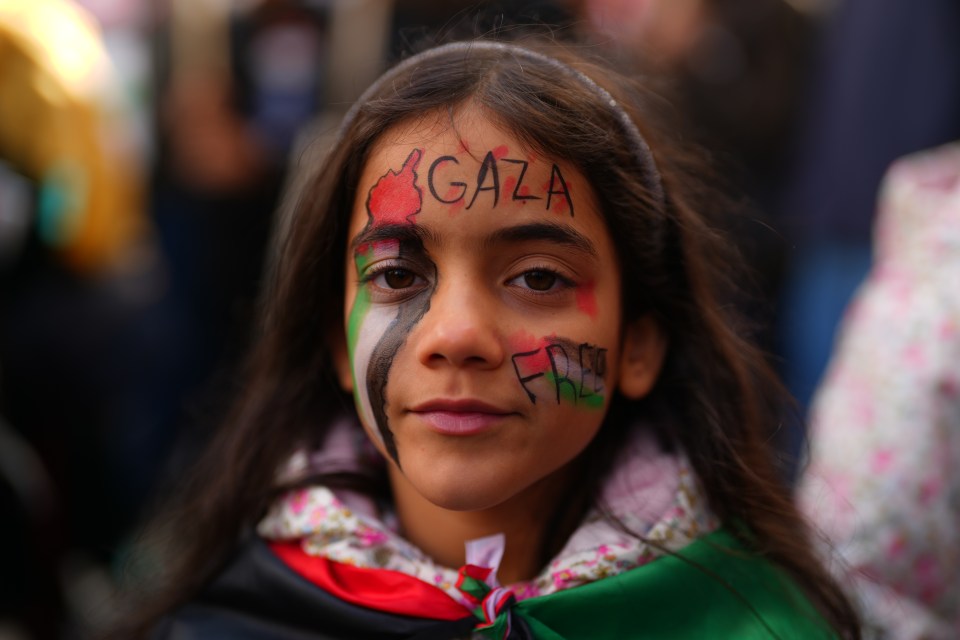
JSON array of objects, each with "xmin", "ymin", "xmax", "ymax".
[
  {"xmin": 331, "ymin": 330, "xmax": 354, "ymax": 393},
  {"xmin": 617, "ymin": 315, "xmax": 668, "ymax": 400}
]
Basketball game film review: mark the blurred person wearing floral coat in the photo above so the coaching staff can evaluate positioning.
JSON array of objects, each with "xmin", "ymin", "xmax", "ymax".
[{"xmin": 799, "ymin": 142, "xmax": 960, "ymax": 639}]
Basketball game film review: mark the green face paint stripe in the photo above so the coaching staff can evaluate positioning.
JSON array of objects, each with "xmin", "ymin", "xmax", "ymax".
[
  {"xmin": 347, "ymin": 288, "xmax": 371, "ymax": 393},
  {"xmin": 544, "ymin": 371, "xmax": 605, "ymax": 410},
  {"xmin": 347, "ymin": 247, "xmax": 377, "ymax": 394},
  {"xmin": 347, "ymin": 249, "xmax": 375, "ymax": 353}
]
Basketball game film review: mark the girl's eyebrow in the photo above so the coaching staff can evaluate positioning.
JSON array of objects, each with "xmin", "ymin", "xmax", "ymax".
[
  {"xmin": 350, "ymin": 223, "xmax": 438, "ymax": 252},
  {"xmin": 482, "ymin": 222, "xmax": 598, "ymax": 257}
]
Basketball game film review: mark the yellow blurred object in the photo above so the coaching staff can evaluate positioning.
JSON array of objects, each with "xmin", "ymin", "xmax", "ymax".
[{"xmin": 0, "ymin": 0, "xmax": 146, "ymax": 273}]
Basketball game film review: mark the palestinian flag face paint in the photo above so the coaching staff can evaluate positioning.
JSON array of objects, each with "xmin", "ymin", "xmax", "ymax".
[
  {"xmin": 347, "ymin": 149, "xmax": 431, "ymax": 463},
  {"xmin": 347, "ymin": 238, "xmax": 402, "ymax": 452}
]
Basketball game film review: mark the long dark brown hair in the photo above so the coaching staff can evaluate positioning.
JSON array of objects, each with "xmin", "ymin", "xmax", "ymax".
[{"xmin": 120, "ymin": 37, "xmax": 859, "ymax": 638}]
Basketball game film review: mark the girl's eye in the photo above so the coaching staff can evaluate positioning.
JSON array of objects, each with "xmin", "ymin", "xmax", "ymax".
[
  {"xmin": 508, "ymin": 268, "xmax": 571, "ymax": 293},
  {"xmin": 522, "ymin": 270, "xmax": 558, "ymax": 291},
  {"xmin": 359, "ymin": 263, "xmax": 428, "ymax": 302},
  {"xmin": 374, "ymin": 268, "xmax": 419, "ymax": 290}
]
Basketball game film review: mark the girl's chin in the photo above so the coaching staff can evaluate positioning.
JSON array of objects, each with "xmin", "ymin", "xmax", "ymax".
[
  {"xmin": 397, "ymin": 465, "xmax": 525, "ymax": 512},
  {"xmin": 416, "ymin": 481, "xmax": 515, "ymax": 512}
]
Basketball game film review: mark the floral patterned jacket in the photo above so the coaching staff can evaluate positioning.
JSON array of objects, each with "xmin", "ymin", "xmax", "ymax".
[
  {"xmin": 799, "ymin": 143, "xmax": 960, "ymax": 639},
  {"xmin": 155, "ymin": 416, "xmax": 837, "ymax": 638}
]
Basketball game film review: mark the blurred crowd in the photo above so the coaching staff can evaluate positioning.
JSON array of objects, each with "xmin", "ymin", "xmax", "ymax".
[{"xmin": 0, "ymin": 0, "xmax": 957, "ymax": 638}]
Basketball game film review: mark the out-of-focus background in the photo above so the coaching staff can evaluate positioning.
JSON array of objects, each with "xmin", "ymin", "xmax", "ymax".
[{"xmin": 1, "ymin": 1, "xmax": 957, "ymax": 638}]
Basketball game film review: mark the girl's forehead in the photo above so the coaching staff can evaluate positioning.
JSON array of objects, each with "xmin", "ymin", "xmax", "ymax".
[{"xmin": 350, "ymin": 109, "xmax": 609, "ymax": 244}]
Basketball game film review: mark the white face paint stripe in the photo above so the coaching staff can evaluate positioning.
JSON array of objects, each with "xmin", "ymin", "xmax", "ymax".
[{"xmin": 351, "ymin": 305, "xmax": 395, "ymax": 448}]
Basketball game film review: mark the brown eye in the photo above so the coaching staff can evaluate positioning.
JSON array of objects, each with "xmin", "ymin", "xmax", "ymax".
[
  {"xmin": 383, "ymin": 269, "xmax": 416, "ymax": 289},
  {"xmin": 523, "ymin": 270, "xmax": 557, "ymax": 291}
]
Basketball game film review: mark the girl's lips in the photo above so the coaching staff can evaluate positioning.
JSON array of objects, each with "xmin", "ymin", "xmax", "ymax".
[
  {"xmin": 409, "ymin": 400, "xmax": 514, "ymax": 435},
  {"xmin": 414, "ymin": 410, "xmax": 510, "ymax": 435}
]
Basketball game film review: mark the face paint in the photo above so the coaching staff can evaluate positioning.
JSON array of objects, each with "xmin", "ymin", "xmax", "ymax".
[
  {"xmin": 365, "ymin": 148, "xmax": 423, "ymax": 226},
  {"xmin": 347, "ymin": 239, "xmax": 401, "ymax": 442},
  {"xmin": 545, "ymin": 164, "xmax": 574, "ymax": 216},
  {"xmin": 509, "ymin": 332, "xmax": 608, "ymax": 409},
  {"xmin": 424, "ymin": 148, "xmax": 570, "ymax": 212},
  {"xmin": 363, "ymin": 243, "xmax": 436, "ymax": 464},
  {"xmin": 502, "ymin": 176, "xmax": 518, "ymax": 199},
  {"xmin": 502, "ymin": 159, "xmax": 541, "ymax": 204},
  {"xmin": 465, "ymin": 150, "xmax": 501, "ymax": 210},
  {"xmin": 348, "ymin": 148, "xmax": 436, "ymax": 465},
  {"xmin": 576, "ymin": 280, "xmax": 599, "ymax": 319}
]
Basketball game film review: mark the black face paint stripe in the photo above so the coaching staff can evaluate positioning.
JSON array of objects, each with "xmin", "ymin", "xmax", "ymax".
[{"xmin": 365, "ymin": 241, "xmax": 437, "ymax": 467}]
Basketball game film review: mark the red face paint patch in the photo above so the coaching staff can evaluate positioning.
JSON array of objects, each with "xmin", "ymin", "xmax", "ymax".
[
  {"xmin": 508, "ymin": 330, "xmax": 554, "ymax": 372},
  {"xmin": 541, "ymin": 179, "xmax": 569, "ymax": 215},
  {"xmin": 492, "ymin": 144, "xmax": 509, "ymax": 160},
  {"xmin": 502, "ymin": 176, "xmax": 518, "ymax": 198},
  {"xmin": 355, "ymin": 239, "xmax": 401, "ymax": 259},
  {"xmin": 576, "ymin": 281, "xmax": 598, "ymax": 319},
  {"xmin": 443, "ymin": 185, "xmax": 466, "ymax": 215},
  {"xmin": 365, "ymin": 148, "xmax": 423, "ymax": 226}
]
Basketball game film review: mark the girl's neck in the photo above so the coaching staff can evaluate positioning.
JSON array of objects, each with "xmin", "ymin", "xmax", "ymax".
[{"xmin": 387, "ymin": 464, "xmax": 574, "ymax": 585}]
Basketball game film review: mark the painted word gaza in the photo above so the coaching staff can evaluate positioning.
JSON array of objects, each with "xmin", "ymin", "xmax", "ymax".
[
  {"xmin": 427, "ymin": 152, "xmax": 574, "ymax": 216},
  {"xmin": 512, "ymin": 341, "xmax": 607, "ymax": 406}
]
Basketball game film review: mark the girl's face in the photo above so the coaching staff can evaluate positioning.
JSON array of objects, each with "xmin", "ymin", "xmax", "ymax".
[{"xmin": 338, "ymin": 108, "xmax": 659, "ymax": 512}]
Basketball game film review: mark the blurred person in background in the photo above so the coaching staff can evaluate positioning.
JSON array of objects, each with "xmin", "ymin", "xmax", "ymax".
[
  {"xmin": 798, "ymin": 143, "xmax": 960, "ymax": 639},
  {"xmin": 151, "ymin": 0, "xmax": 334, "ymax": 460},
  {"xmin": 1, "ymin": 0, "xmax": 174, "ymax": 636},
  {"xmin": 776, "ymin": 0, "xmax": 960, "ymax": 415},
  {"xmin": 578, "ymin": 0, "xmax": 810, "ymax": 206}
]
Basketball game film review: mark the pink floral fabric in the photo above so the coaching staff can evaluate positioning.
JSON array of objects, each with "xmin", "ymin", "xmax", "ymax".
[
  {"xmin": 258, "ymin": 419, "xmax": 717, "ymax": 609},
  {"xmin": 799, "ymin": 143, "xmax": 960, "ymax": 639}
]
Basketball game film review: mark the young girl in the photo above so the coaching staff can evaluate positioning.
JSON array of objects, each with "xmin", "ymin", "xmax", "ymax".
[{"xmin": 131, "ymin": 39, "xmax": 859, "ymax": 639}]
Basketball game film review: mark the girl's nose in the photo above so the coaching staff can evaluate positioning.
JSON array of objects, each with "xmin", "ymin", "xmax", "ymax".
[{"xmin": 414, "ymin": 281, "xmax": 504, "ymax": 370}]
